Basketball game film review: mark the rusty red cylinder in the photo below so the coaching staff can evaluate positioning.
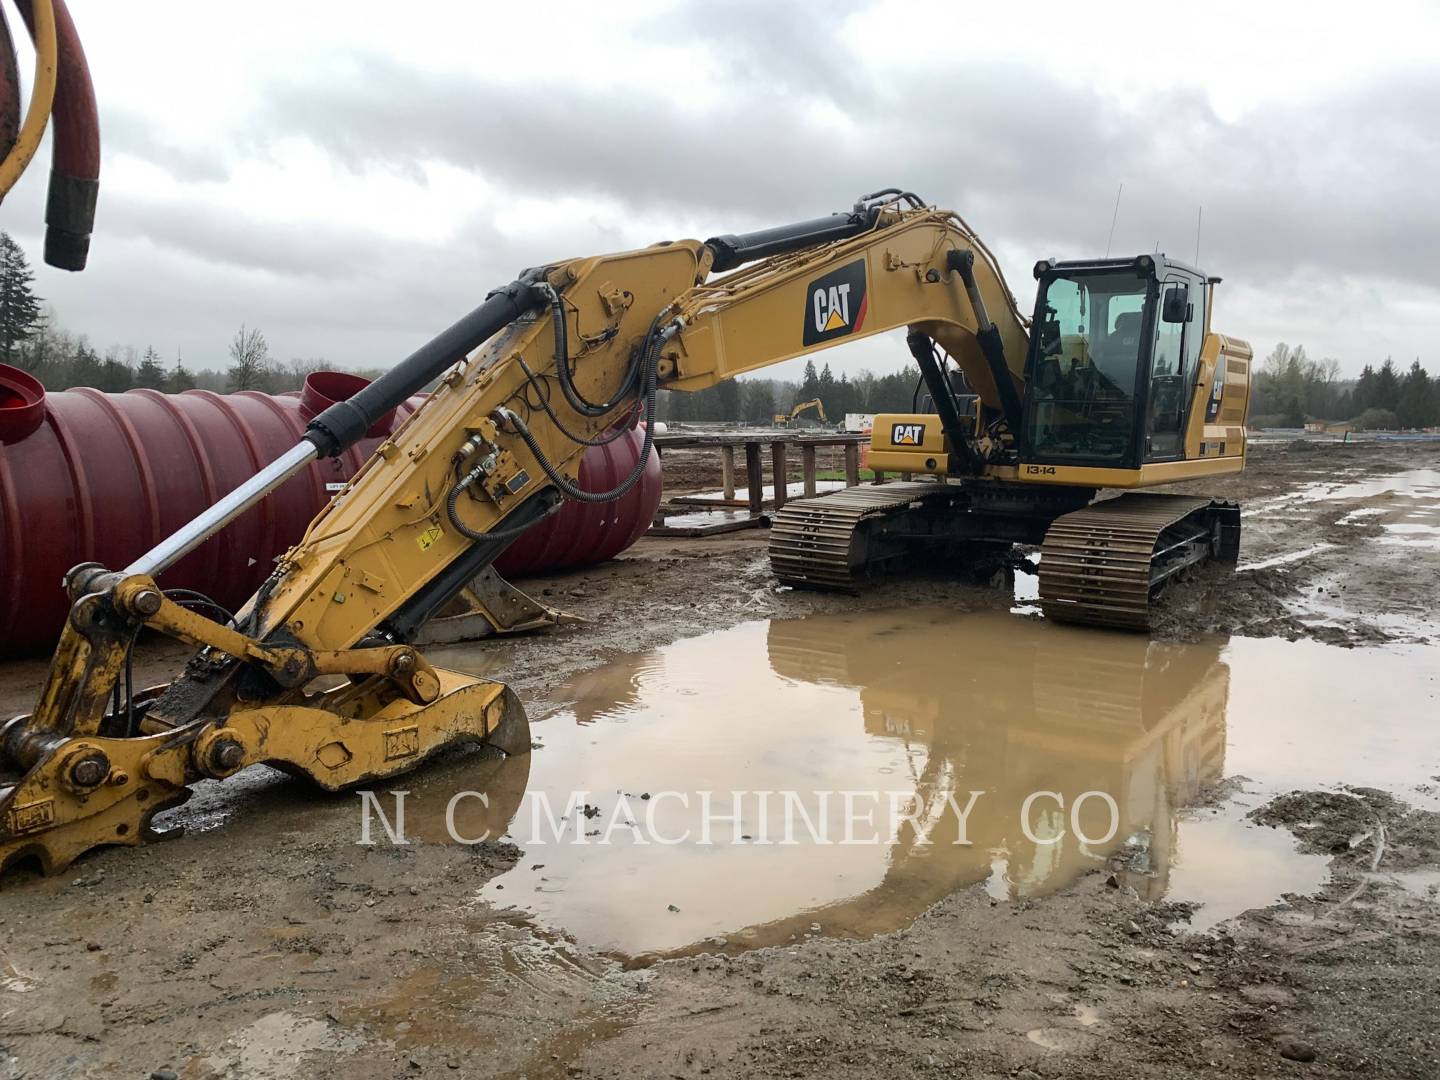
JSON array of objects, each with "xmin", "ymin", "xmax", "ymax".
[{"xmin": 0, "ymin": 366, "xmax": 660, "ymax": 655}]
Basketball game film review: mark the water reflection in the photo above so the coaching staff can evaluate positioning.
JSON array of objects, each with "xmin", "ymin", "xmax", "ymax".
[
  {"xmin": 764, "ymin": 608, "xmax": 1229, "ymax": 909},
  {"xmin": 405, "ymin": 609, "xmax": 1288, "ymax": 957}
]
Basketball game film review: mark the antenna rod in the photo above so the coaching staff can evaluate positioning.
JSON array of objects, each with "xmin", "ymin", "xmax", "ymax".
[
  {"xmin": 1104, "ymin": 183, "xmax": 1124, "ymax": 258},
  {"xmin": 1194, "ymin": 205, "xmax": 1204, "ymax": 264}
]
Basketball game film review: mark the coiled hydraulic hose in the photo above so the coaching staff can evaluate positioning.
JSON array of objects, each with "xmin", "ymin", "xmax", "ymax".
[{"xmin": 0, "ymin": 0, "xmax": 54, "ymax": 200}]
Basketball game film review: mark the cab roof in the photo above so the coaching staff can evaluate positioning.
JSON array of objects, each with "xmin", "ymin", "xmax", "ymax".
[{"xmin": 1034, "ymin": 254, "xmax": 1215, "ymax": 283}]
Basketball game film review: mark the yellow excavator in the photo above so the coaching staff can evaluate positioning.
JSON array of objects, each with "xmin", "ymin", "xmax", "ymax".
[
  {"xmin": 0, "ymin": 190, "xmax": 1252, "ymax": 875},
  {"xmin": 773, "ymin": 398, "xmax": 828, "ymax": 427}
]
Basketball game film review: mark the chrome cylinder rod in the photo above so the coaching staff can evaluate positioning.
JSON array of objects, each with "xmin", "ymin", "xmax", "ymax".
[{"xmin": 123, "ymin": 441, "xmax": 319, "ymax": 578}]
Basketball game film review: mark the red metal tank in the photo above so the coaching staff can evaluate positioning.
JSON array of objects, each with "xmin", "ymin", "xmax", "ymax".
[
  {"xmin": 0, "ymin": 366, "xmax": 660, "ymax": 655},
  {"xmin": 0, "ymin": 366, "xmax": 421, "ymax": 655},
  {"xmin": 493, "ymin": 425, "xmax": 661, "ymax": 577}
]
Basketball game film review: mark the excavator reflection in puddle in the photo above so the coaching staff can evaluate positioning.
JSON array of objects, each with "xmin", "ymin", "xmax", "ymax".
[
  {"xmin": 421, "ymin": 611, "xmax": 1231, "ymax": 959},
  {"xmin": 758, "ymin": 611, "xmax": 1229, "ymax": 942}
]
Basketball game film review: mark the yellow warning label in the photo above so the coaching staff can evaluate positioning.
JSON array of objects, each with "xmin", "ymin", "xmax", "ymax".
[{"xmin": 416, "ymin": 525, "xmax": 443, "ymax": 551}]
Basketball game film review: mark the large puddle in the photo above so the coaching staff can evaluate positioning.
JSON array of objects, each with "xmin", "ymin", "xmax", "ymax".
[{"xmin": 406, "ymin": 610, "xmax": 1440, "ymax": 959}]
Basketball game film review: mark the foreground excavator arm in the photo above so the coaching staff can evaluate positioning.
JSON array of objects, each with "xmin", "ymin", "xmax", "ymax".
[{"xmin": 1, "ymin": 193, "xmax": 1035, "ymax": 875}]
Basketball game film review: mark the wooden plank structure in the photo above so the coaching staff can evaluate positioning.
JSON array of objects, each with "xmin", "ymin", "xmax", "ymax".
[{"xmin": 649, "ymin": 431, "xmax": 868, "ymax": 536}]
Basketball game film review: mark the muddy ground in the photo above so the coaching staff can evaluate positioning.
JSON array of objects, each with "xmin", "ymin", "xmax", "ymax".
[{"xmin": 3, "ymin": 440, "xmax": 1439, "ymax": 1079}]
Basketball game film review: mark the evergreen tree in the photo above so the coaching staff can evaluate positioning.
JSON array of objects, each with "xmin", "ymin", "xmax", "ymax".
[
  {"xmin": 799, "ymin": 359, "xmax": 820, "ymax": 404},
  {"xmin": 667, "ymin": 387, "xmax": 695, "ymax": 422},
  {"xmin": 817, "ymin": 362, "xmax": 836, "ymax": 419},
  {"xmin": 1352, "ymin": 364, "xmax": 1376, "ymax": 412},
  {"xmin": 743, "ymin": 380, "xmax": 776, "ymax": 424},
  {"xmin": 1372, "ymin": 357, "xmax": 1401, "ymax": 412},
  {"xmin": 135, "ymin": 346, "xmax": 168, "ymax": 390},
  {"xmin": 832, "ymin": 372, "xmax": 856, "ymax": 420},
  {"xmin": 0, "ymin": 232, "xmax": 43, "ymax": 366},
  {"xmin": 168, "ymin": 360, "xmax": 197, "ymax": 393},
  {"xmin": 66, "ymin": 341, "xmax": 104, "ymax": 388},
  {"xmin": 99, "ymin": 353, "xmax": 134, "ymax": 392},
  {"xmin": 1397, "ymin": 360, "xmax": 1434, "ymax": 429},
  {"xmin": 714, "ymin": 379, "xmax": 741, "ymax": 422}
]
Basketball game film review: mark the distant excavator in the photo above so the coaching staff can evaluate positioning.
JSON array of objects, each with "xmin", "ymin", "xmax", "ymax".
[
  {"xmin": 0, "ymin": 188, "xmax": 1253, "ymax": 875},
  {"xmin": 773, "ymin": 398, "xmax": 829, "ymax": 427}
]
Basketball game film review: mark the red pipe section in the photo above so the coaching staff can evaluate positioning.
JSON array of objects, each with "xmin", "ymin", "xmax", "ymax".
[
  {"xmin": 15, "ymin": 0, "xmax": 99, "ymax": 270},
  {"xmin": 0, "ymin": 8, "xmax": 19, "ymax": 165},
  {"xmin": 0, "ymin": 366, "xmax": 661, "ymax": 655}
]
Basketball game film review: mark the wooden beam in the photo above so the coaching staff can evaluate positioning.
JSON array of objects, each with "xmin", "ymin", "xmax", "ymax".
[
  {"xmin": 745, "ymin": 441, "xmax": 764, "ymax": 515},
  {"xmin": 771, "ymin": 441, "xmax": 789, "ymax": 509},
  {"xmin": 720, "ymin": 445, "xmax": 736, "ymax": 501},
  {"xmin": 802, "ymin": 444, "xmax": 818, "ymax": 498},
  {"xmin": 844, "ymin": 442, "xmax": 861, "ymax": 487}
]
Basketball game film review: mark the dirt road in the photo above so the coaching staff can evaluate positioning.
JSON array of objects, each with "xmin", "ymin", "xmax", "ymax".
[{"xmin": 2, "ymin": 440, "xmax": 1438, "ymax": 1079}]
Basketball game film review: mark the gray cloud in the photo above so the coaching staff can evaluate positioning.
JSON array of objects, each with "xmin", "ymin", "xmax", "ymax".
[
  {"xmin": 254, "ymin": 51, "xmax": 1440, "ymax": 298},
  {"xmin": 103, "ymin": 107, "xmax": 234, "ymax": 183},
  {"xmin": 11, "ymin": 4, "xmax": 1438, "ymax": 375}
]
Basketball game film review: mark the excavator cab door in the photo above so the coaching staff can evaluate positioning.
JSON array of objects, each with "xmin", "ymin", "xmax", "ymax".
[
  {"xmin": 1144, "ymin": 275, "xmax": 1207, "ymax": 461},
  {"xmin": 1020, "ymin": 261, "xmax": 1158, "ymax": 468}
]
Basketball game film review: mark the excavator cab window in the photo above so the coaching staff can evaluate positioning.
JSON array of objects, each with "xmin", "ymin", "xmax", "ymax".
[{"xmin": 1023, "ymin": 268, "xmax": 1154, "ymax": 467}]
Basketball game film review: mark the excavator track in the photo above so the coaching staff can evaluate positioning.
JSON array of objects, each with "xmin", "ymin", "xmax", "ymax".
[
  {"xmin": 1038, "ymin": 493, "xmax": 1240, "ymax": 630},
  {"xmin": 768, "ymin": 482, "xmax": 955, "ymax": 591}
]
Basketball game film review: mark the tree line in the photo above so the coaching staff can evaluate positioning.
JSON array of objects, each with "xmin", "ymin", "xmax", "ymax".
[
  {"xmin": 5, "ymin": 229, "xmax": 1435, "ymax": 429},
  {"xmin": 1251, "ymin": 343, "xmax": 1439, "ymax": 430}
]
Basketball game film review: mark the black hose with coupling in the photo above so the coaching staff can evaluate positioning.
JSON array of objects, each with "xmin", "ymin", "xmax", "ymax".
[
  {"xmin": 442, "ymin": 307, "xmax": 668, "ymax": 552},
  {"xmin": 493, "ymin": 316, "xmax": 668, "ymax": 505}
]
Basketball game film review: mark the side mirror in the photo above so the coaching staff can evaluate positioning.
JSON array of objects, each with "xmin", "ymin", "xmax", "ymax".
[{"xmin": 1162, "ymin": 285, "xmax": 1192, "ymax": 323}]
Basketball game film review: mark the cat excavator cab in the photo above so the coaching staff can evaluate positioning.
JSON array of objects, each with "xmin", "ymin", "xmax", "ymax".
[{"xmin": 0, "ymin": 191, "xmax": 1251, "ymax": 876}]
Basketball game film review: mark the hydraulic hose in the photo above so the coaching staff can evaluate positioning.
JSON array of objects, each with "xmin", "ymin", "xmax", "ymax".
[
  {"xmin": 536, "ymin": 281, "xmax": 639, "ymax": 417},
  {"xmin": 445, "ymin": 483, "xmax": 562, "ymax": 544},
  {"xmin": 29, "ymin": 0, "xmax": 98, "ymax": 270},
  {"xmin": 0, "ymin": 0, "xmax": 55, "ymax": 202},
  {"xmin": 0, "ymin": 10, "xmax": 20, "ymax": 160},
  {"xmin": 497, "ymin": 320, "xmax": 664, "ymax": 505},
  {"xmin": 515, "ymin": 353, "xmax": 643, "ymax": 448}
]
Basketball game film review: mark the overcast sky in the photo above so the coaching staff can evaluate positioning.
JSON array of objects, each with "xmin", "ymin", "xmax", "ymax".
[{"xmin": 4, "ymin": 0, "xmax": 1438, "ymax": 382}]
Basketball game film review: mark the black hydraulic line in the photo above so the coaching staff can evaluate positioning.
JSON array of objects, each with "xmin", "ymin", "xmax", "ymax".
[
  {"xmin": 497, "ymin": 320, "xmax": 663, "ymax": 504},
  {"xmin": 516, "ymin": 354, "xmax": 644, "ymax": 448},
  {"xmin": 445, "ymin": 480, "xmax": 564, "ymax": 544},
  {"xmin": 705, "ymin": 206, "xmax": 879, "ymax": 273},
  {"xmin": 853, "ymin": 188, "xmax": 925, "ymax": 211},
  {"xmin": 303, "ymin": 274, "xmax": 545, "ymax": 457},
  {"xmin": 164, "ymin": 588, "xmax": 236, "ymax": 623},
  {"xmin": 946, "ymin": 249, "xmax": 1025, "ymax": 435},
  {"xmin": 536, "ymin": 282, "xmax": 641, "ymax": 417},
  {"xmin": 907, "ymin": 331, "xmax": 983, "ymax": 474}
]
